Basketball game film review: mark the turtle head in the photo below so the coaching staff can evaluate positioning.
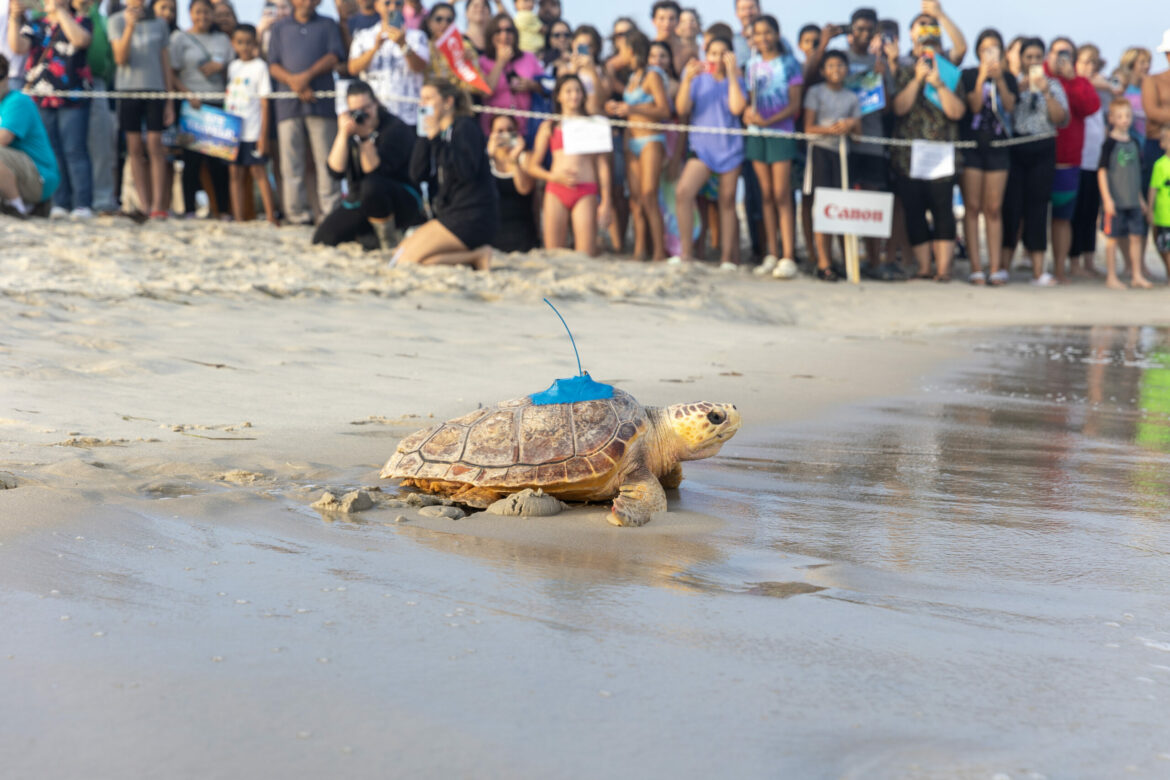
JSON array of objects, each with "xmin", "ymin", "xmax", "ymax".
[{"xmin": 663, "ymin": 402, "xmax": 741, "ymax": 460}]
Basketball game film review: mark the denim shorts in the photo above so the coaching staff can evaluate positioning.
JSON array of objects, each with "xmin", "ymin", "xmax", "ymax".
[{"xmin": 1102, "ymin": 207, "xmax": 1147, "ymax": 239}]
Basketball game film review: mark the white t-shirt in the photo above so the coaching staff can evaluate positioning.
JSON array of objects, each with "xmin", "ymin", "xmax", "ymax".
[
  {"xmin": 0, "ymin": 0, "xmax": 27, "ymax": 83},
  {"xmin": 348, "ymin": 26, "xmax": 428, "ymax": 124},
  {"xmin": 225, "ymin": 58, "xmax": 272, "ymax": 143}
]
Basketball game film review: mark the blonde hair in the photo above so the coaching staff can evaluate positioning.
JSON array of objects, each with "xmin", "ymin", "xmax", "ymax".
[{"xmin": 1113, "ymin": 47, "xmax": 1151, "ymax": 84}]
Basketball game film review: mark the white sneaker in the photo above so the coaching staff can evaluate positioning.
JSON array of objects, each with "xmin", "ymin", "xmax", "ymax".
[
  {"xmin": 49, "ymin": 205, "xmax": 69, "ymax": 219},
  {"xmin": 70, "ymin": 207, "xmax": 94, "ymax": 219},
  {"xmin": 718, "ymin": 261, "xmax": 738, "ymax": 272},
  {"xmin": 754, "ymin": 255, "xmax": 779, "ymax": 275},
  {"xmin": 666, "ymin": 256, "xmax": 684, "ymax": 266},
  {"xmin": 773, "ymin": 257, "xmax": 799, "ymax": 279},
  {"xmin": 1030, "ymin": 272, "xmax": 1057, "ymax": 287}
]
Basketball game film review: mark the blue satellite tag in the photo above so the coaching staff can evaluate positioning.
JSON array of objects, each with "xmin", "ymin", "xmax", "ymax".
[{"xmin": 530, "ymin": 372, "xmax": 615, "ymax": 405}]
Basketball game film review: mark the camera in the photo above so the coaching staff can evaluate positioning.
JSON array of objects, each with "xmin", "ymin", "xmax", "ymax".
[
  {"xmin": 351, "ymin": 108, "xmax": 370, "ymax": 123},
  {"xmin": 576, "ymin": 43, "xmax": 589, "ymax": 55}
]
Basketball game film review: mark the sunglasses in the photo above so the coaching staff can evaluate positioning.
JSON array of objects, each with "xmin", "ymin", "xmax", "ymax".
[
  {"xmin": 431, "ymin": 13, "xmax": 453, "ymax": 22},
  {"xmin": 496, "ymin": 26, "xmax": 516, "ymax": 33},
  {"xmin": 550, "ymin": 31, "xmax": 570, "ymax": 38}
]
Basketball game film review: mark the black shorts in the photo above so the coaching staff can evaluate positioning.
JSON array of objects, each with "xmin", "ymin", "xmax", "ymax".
[
  {"xmin": 805, "ymin": 145, "xmax": 842, "ymax": 194},
  {"xmin": 1156, "ymin": 226, "xmax": 1170, "ymax": 255},
  {"xmin": 233, "ymin": 141, "xmax": 269, "ymax": 167},
  {"xmin": 961, "ymin": 143, "xmax": 1011, "ymax": 171},
  {"xmin": 117, "ymin": 97, "xmax": 166, "ymax": 134},
  {"xmin": 848, "ymin": 151, "xmax": 889, "ymax": 190}
]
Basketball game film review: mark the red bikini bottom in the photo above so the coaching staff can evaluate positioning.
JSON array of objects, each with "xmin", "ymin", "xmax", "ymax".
[{"xmin": 547, "ymin": 181, "xmax": 599, "ymax": 210}]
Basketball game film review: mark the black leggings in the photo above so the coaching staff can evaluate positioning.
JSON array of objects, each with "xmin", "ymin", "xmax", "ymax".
[
  {"xmin": 312, "ymin": 173, "xmax": 424, "ymax": 250},
  {"xmin": 895, "ymin": 176, "xmax": 956, "ymax": 246},
  {"xmin": 1070, "ymin": 167, "xmax": 1101, "ymax": 257},
  {"xmin": 181, "ymin": 148, "xmax": 231, "ymax": 216},
  {"xmin": 1002, "ymin": 138, "xmax": 1056, "ymax": 253}
]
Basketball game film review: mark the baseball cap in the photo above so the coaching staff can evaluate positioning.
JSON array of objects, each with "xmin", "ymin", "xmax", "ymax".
[{"xmin": 1158, "ymin": 28, "xmax": 1170, "ymax": 53}]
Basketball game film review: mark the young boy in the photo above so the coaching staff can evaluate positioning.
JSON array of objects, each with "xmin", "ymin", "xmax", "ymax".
[
  {"xmin": 1098, "ymin": 99, "xmax": 1151, "ymax": 289},
  {"xmin": 802, "ymin": 50, "xmax": 862, "ymax": 281},
  {"xmin": 1149, "ymin": 127, "xmax": 1170, "ymax": 279},
  {"xmin": 225, "ymin": 24, "xmax": 277, "ymax": 224},
  {"xmin": 513, "ymin": 0, "xmax": 542, "ymax": 53}
]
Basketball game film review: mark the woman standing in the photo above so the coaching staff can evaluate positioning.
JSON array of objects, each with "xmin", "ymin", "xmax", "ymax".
[
  {"xmin": 463, "ymin": 0, "xmax": 490, "ymax": 55},
  {"xmin": 958, "ymin": 28, "xmax": 1017, "ymax": 285},
  {"xmin": 742, "ymin": 14, "xmax": 802, "ymax": 276},
  {"xmin": 170, "ymin": 0, "xmax": 232, "ymax": 217},
  {"xmin": 1068, "ymin": 43, "xmax": 1112, "ymax": 277},
  {"xmin": 422, "ymin": 3, "xmax": 487, "ymax": 97},
  {"xmin": 395, "ymin": 78, "xmax": 498, "ymax": 269},
  {"xmin": 672, "ymin": 34, "xmax": 746, "ymax": 269},
  {"xmin": 528, "ymin": 74, "xmax": 613, "ymax": 256},
  {"xmin": 479, "ymin": 13, "xmax": 543, "ymax": 137},
  {"xmin": 605, "ymin": 29, "xmax": 670, "ymax": 260},
  {"xmin": 7, "ymin": 0, "xmax": 94, "ymax": 218},
  {"xmin": 487, "ymin": 113, "xmax": 539, "ymax": 253},
  {"xmin": 1001, "ymin": 37, "xmax": 1068, "ymax": 286}
]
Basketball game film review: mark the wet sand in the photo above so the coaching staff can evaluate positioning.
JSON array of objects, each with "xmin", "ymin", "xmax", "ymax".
[{"xmin": 4, "ymin": 218, "xmax": 1170, "ymax": 777}]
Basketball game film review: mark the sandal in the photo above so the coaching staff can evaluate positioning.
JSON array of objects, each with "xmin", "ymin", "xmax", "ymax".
[
  {"xmin": 935, "ymin": 274, "xmax": 951, "ymax": 283},
  {"xmin": 988, "ymin": 269, "xmax": 1010, "ymax": 286},
  {"xmin": 912, "ymin": 271, "xmax": 933, "ymax": 280},
  {"xmin": 815, "ymin": 266, "xmax": 840, "ymax": 282},
  {"xmin": 968, "ymin": 271, "xmax": 986, "ymax": 285}
]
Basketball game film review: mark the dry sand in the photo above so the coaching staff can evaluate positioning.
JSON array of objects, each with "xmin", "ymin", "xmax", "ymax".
[{"xmin": 4, "ymin": 216, "xmax": 1170, "ymax": 777}]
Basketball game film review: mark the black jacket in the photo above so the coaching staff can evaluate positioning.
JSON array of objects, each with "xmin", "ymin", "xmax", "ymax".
[
  {"xmin": 328, "ymin": 108, "xmax": 416, "ymax": 202},
  {"xmin": 408, "ymin": 114, "xmax": 497, "ymax": 221}
]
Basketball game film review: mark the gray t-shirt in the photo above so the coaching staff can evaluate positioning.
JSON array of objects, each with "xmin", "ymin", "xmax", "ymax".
[
  {"xmin": 845, "ymin": 50, "xmax": 893, "ymax": 156},
  {"xmin": 107, "ymin": 12, "xmax": 170, "ymax": 91},
  {"xmin": 804, "ymin": 82, "xmax": 861, "ymax": 150},
  {"xmin": 1099, "ymin": 136, "xmax": 1143, "ymax": 210},
  {"xmin": 169, "ymin": 29, "xmax": 233, "ymax": 94}
]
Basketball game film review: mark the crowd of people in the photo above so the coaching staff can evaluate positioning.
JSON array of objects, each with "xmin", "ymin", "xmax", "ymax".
[{"xmin": 2, "ymin": 0, "xmax": 1170, "ymax": 281}]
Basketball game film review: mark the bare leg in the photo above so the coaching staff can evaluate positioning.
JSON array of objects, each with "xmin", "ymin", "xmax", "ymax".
[
  {"xmin": 1104, "ymin": 237, "xmax": 1125, "ymax": 289},
  {"xmin": 753, "ymin": 160, "xmax": 779, "ymax": 258},
  {"xmin": 250, "ymin": 164, "xmax": 277, "ymax": 223},
  {"xmin": 961, "ymin": 169, "xmax": 984, "ymax": 275},
  {"xmin": 771, "ymin": 162, "xmax": 795, "ymax": 260},
  {"xmin": 394, "ymin": 219, "xmax": 488, "ymax": 269},
  {"xmin": 814, "ymin": 233, "xmax": 833, "ymax": 270},
  {"xmin": 146, "ymin": 131, "xmax": 168, "ymax": 215},
  {"xmin": 639, "ymin": 141, "xmax": 666, "ymax": 261},
  {"xmin": 1030, "ymin": 249, "xmax": 1046, "ymax": 281},
  {"xmin": 570, "ymin": 193, "xmax": 600, "ymax": 256},
  {"xmin": 933, "ymin": 239, "xmax": 955, "ymax": 280},
  {"xmin": 230, "ymin": 166, "xmax": 246, "ymax": 222},
  {"xmin": 125, "ymin": 133, "xmax": 151, "ymax": 214},
  {"xmin": 717, "ymin": 168, "xmax": 740, "ymax": 265},
  {"xmin": 626, "ymin": 148, "xmax": 646, "ymax": 259},
  {"xmin": 675, "ymin": 159, "xmax": 711, "ymax": 261},
  {"xmin": 1130, "ymin": 234, "xmax": 1152, "ymax": 288},
  {"xmin": 913, "ymin": 242, "xmax": 932, "ymax": 277},
  {"xmin": 1052, "ymin": 218, "xmax": 1072, "ymax": 283},
  {"xmin": 983, "ymin": 170, "xmax": 1008, "ymax": 277},
  {"xmin": 542, "ymin": 189, "xmax": 570, "ymax": 250}
]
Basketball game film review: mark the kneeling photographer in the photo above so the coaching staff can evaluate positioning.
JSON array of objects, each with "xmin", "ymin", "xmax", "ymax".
[{"xmin": 312, "ymin": 81, "xmax": 425, "ymax": 250}]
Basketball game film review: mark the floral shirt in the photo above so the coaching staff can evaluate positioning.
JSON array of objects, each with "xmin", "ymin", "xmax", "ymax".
[
  {"xmin": 20, "ymin": 15, "xmax": 94, "ymax": 108},
  {"xmin": 891, "ymin": 65, "xmax": 958, "ymax": 177}
]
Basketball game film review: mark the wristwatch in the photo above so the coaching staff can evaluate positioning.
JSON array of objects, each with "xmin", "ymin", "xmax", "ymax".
[{"xmin": 366, "ymin": 130, "xmax": 380, "ymax": 143}]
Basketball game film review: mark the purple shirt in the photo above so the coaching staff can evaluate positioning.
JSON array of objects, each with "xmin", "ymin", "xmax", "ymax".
[
  {"xmin": 267, "ymin": 12, "xmax": 345, "ymax": 122},
  {"xmin": 687, "ymin": 72, "xmax": 746, "ymax": 173}
]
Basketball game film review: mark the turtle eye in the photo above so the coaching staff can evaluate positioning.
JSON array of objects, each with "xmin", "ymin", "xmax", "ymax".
[{"xmin": 706, "ymin": 410, "xmax": 725, "ymax": 425}]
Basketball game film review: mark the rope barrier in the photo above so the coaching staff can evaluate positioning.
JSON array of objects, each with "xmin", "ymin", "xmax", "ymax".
[{"xmin": 25, "ymin": 87, "xmax": 1057, "ymax": 149}]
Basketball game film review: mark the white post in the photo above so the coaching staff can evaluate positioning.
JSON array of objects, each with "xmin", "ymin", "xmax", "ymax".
[{"xmin": 839, "ymin": 134, "xmax": 860, "ymax": 284}]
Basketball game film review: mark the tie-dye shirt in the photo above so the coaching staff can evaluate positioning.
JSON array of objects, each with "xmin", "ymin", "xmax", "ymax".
[{"xmin": 746, "ymin": 52, "xmax": 802, "ymax": 132}]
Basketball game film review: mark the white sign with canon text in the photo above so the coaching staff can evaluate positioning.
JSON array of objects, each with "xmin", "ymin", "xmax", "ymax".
[{"xmin": 812, "ymin": 187, "xmax": 894, "ymax": 239}]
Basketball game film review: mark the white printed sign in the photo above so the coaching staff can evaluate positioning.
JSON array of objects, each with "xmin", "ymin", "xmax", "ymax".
[
  {"xmin": 812, "ymin": 187, "xmax": 894, "ymax": 238},
  {"xmin": 909, "ymin": 140, "xmax": 956, "ymax": 180},
  {"xmin": 561, "ymin": 117, "xmax": 614, "ymax": 155}
]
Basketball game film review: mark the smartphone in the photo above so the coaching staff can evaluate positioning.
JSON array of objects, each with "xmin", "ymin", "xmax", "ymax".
[
  {"xmin": 261, "ymin": 3, "xmax": 276, "ymax": 19},
  {"xmin": 388, "ymin": 9, "xmax": 403, "ymax": 27},
  {"xmin": 983, "ymin": 46, "xmax": 1001, "ymax": 62},
  {"xmin": 575, "ymin": 43, "xmax": 589, "ymax": 55},
  {"xmin": 881, "ymin": 32, "xmax": 895, "ymax": 45},
  {"xmin": 705, "ymin": 60, "xmax": 719, "ymax": 75},
  {"xmin": 1029, "ymin": 64, "xmax": 1044, "ymax": 83}
]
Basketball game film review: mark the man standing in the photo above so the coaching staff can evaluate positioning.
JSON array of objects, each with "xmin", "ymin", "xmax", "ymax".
[
  {"xmin": 1046, "ymin": 36, "xmax": 1100, "ymax": 283},
  {"xmin": 650, "ymin": 1, "xmax": 693, "ymax": 74},
  {"xmin": 0, "ymin": 53, "xmax": 59, "ymax": 216},
  {"xmin": 346, "ymin": 0, "xmax": 378, "ymax": 37},
  {"xmin": 268, "ymin": 0, "xmax": 345, "ymax": 224},
  {"xmin": 347, "ymin": 0, "xmax": 427, "ymax": 127},
  {"xmin": 1143, "ymin": 29, "xmax": 1170, "ymax": 188}
]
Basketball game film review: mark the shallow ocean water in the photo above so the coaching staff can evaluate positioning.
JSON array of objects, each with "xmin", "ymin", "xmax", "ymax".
[{"xmin": 5, "ymin": 325, "xmax": 1170, "ymax": 779}]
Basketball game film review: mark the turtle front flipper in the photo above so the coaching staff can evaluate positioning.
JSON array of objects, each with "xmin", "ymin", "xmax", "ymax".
[
  {"xmin": 659, "ymin": 463, "xmax": 683, "ymax": 490},
  {"xmin": 608, "ymin": 461, "xmax": 667, "ymax": 527}
]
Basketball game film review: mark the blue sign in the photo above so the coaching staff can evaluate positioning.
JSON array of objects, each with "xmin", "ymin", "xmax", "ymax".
[{"xmin": 177, "ymin": 101, "xmax": 242, "ymax": 162}]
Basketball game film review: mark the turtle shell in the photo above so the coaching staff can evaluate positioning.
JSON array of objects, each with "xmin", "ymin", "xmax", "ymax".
[{"xmin": 381, "ymin": 388, "xmax": 647, "ymax": 492}]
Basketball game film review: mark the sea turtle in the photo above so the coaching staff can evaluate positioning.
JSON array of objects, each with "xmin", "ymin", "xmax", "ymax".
[{"xmin": 380, "ymin": 390, "xmax": 741, "ymax": 527}]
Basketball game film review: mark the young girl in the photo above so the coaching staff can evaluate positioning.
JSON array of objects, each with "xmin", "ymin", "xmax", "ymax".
[
  {"xmin": 528, "ymin": 74, "xmax": 613, "ymax": 256},
  {"xmin": 672, "ymin": 34, "xmax": 746, "ymax": 269},
  {"xmin": 742, "ymin": 14, "xmax": 802, "ymax": 276},
  {"xmin": 395, "ymin": 79, "xmax": 498, "ymax": 270},
  {"xmin": 605, "ymin": 29, "xmax": 670, "ymax": 260},
  {"xmin": 487, "ymin": 114, "xmax": 539, "ymax": 253}
]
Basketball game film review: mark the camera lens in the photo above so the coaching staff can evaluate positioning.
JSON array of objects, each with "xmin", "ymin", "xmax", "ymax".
[{"xmin": 352, "ymin": 109, "xmax": 368, "ymax": 123}]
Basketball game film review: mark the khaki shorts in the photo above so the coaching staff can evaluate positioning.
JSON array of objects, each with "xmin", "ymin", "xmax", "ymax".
[{"xmin": 0, "ymin": 145, "xmax": 43, "ymax": 203}]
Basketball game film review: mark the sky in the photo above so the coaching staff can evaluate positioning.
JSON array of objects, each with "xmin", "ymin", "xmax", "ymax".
[{"xmin": 208, "ymin": 0, "xmax": 1169, "ymax": 74}]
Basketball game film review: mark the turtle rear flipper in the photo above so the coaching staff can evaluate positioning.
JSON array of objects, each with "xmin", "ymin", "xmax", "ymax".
[{"xmin": 607, "ymin": 461, "xmax": 667, "ymax": 527}]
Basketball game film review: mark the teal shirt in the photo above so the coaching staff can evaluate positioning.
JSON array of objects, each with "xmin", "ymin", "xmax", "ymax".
[{"xmin": 0, "ymin": 90, "xmax": 60, "ymax": 199}]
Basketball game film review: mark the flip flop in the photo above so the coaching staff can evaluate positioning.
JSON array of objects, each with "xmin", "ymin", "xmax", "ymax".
[{"xmin": 968, "ymin": 271, "xmax": 986, "ymax": 285}]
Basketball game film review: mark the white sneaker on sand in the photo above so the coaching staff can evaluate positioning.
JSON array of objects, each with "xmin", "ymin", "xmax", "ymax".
[
  {"xmin": 754, "ymin": 255, "xmax": 779, "ymax": 275},
  {"xmin": 70, "ymin": 207, "xmax": 94, "ymax": 219},
  {"xmin": 773, "ymin": 257, "xmax": 799, "ymax": 279},
  {"xmin": 719, "ymin": 261, "xmax": 738, "ymax": 272},
  {"xmin": 666, "ymin": 256, "xmax": 684, "ymax": 265},
  {"xmin": 1030, "ymin": 272, "xmax": 1057, "ymax": 287},
  {"xmin": 49, "ymin": 205, "xmax": 69, "ymax": 219}
]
